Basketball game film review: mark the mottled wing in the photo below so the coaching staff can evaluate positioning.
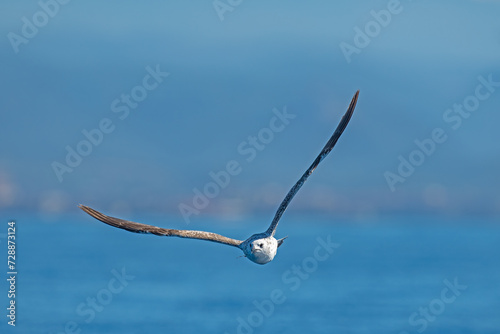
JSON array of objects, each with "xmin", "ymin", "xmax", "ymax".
[
  {"xmin": 266, "ymin": 90, "xmax": 359, "ymax": 236},
  {"xmin": 79, "ymin": 205, "xmax": 243, "ymax": 248}
]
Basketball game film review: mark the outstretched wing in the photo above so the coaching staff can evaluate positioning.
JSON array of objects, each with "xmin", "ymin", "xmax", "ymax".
[
  {"xmin": 79, "ymin": 205, "xmax": 243, "ymax": 248},
  {"xmin": 265, "ymin": 90, "xmax": 359, "ymax": 236}
]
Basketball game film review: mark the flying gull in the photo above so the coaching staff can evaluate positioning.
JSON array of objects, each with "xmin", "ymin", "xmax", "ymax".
[{"xmin": 79, "ymin": 90, "xmax": 359, "ymax": 264}]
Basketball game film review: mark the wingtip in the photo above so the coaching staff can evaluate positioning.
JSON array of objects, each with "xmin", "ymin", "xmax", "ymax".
[
  {"xmin": 78, "ymin": 204, "xmax": 94, "ymax": 214},
  {"xmin": 352, "ymin": 90, "xmax": 360, "ymax": 102},
  {"xmin": 346, "ymin": 90, "xmax": 360, "ymax": 116}
]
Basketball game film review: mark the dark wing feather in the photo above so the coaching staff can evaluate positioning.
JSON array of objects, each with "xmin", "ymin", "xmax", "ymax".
[
  {"xmin": 266, "ymin": 90, "xmax": 359, "ymax": 236},
  {"xmin": 79, "ymin": 205, "xmax": 243, "ymax": 248}
]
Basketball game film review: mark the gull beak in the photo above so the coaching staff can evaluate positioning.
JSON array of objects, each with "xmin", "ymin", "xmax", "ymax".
[{"xmin": 277, "ymin": 237, "xmax": 287, "ymax": 248}]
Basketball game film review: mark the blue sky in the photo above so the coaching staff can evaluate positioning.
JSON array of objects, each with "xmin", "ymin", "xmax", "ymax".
[{"xmin": 1, "ymin": 0, "xmax": 499, "ymax": 220}]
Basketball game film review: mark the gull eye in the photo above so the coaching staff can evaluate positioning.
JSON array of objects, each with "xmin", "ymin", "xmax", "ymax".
[{"xmin": 259, "ymin": 243, "xmax": 264, "ymax": 248}]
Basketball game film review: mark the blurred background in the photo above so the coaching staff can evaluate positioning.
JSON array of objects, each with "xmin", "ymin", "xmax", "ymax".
[{"xmin": 0, "ymin": 1, "xmax": 499, "ymax": 333}]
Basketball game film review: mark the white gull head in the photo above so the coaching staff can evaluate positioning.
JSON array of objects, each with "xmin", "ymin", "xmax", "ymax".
[{"xmin": 240, "ymin": 233, "xmax": 286, "ymax": 265}]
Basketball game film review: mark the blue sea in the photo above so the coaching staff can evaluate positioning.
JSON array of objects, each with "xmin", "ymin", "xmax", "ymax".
[{"xmin": 1, "ymin": 213, "xmax": 499, "ymax": 334}]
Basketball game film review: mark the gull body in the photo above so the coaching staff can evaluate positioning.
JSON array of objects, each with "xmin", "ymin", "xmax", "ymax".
[{"xmin": 79, "ymin": 91, "xmax": 359, "ymax": 265}]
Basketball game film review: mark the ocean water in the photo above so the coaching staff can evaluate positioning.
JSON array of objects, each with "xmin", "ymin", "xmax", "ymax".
[{"xmin": 1, "ymin": 213, "xmax": 499, "ymax": 334}]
